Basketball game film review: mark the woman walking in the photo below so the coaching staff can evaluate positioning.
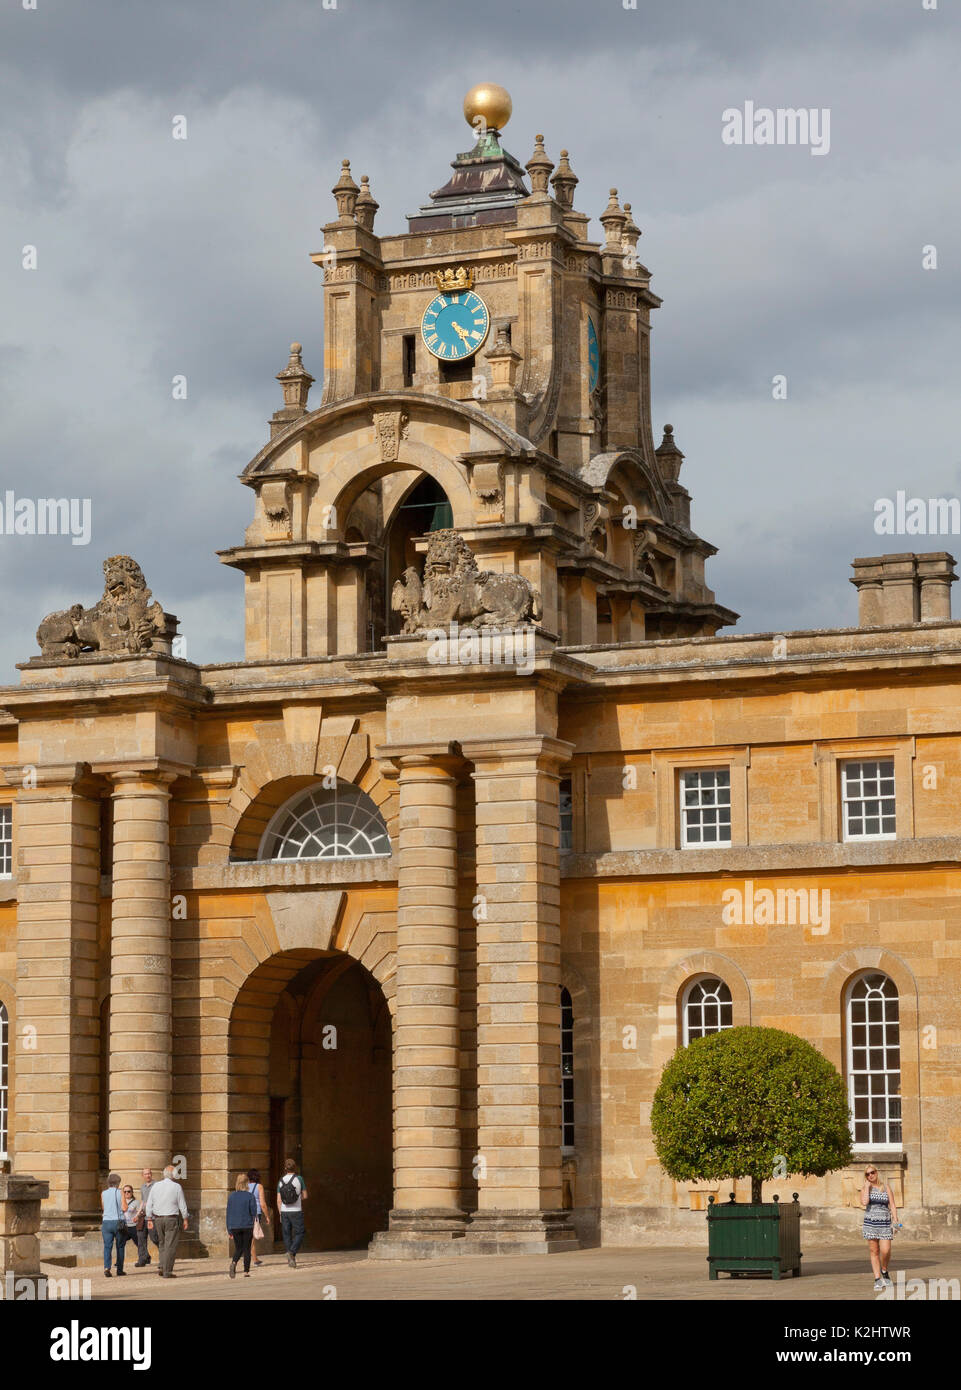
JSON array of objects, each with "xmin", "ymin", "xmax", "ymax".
[
  {"xmin": 861, "ymin": 1164, "xmax": 899, "ymax": 1292},
  {"xmin": 247, "ymin": 1168, "xmax": 270, "ymax": 1266},
  {"xmin": 226, "ymin": 1173, "xmax": 259, "ymax": 1278},
  {"xmin": 100, "ymin": 1173, "xmax": 127, "ymax": 1278},
  {"xmin": 119, "ymin": 1184, "xmax": 144, "ymax": 1266}
]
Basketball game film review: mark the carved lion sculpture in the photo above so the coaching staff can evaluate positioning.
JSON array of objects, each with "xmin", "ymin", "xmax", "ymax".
[
  {"xmin": 391, "ymin": 529, "xmax": 542, "ymax": 633},
  {"xmin": 36, "ymin": 555, "xmax": 170, "ymax": 659}
]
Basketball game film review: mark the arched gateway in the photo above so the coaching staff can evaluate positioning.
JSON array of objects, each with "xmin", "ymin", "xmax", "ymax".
[{"xmin": 228, "ymin": 950, "xmax": 392, "ymax": 1250}]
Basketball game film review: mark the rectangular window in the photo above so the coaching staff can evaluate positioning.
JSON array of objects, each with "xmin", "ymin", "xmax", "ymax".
[
  {"xmin": 841, "ymin": 759, "xmax": 896, "ymax": 841},
  {"xmin": 559, "ymin": 777, "xmax": 573, "ymax": 852},
  {"xmin": 402, "ymin": 334, "xmax": 416, "ymax": 388},
  {"xmin": 679, "ymin": 768, "xmax": 731, "ymax": 848},
  {"xmin": 560, "ymin": 988, "xmax": 574, "ymax": 1150},
  {"xmin": 0, "ymin": 1001, "xmax": 7, "ymax": 1158},
  {"xmin": 0, "ymin": 805, "xmax": 11, "ymax": 877}
]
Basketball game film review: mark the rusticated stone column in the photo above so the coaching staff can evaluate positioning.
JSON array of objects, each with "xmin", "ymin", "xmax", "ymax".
[
  {"xmin": 108, "ymin": 768, "xmax": 175, "ymax": 1174},
  {"xmin": 369, "ymin": 744, "xmax": 466, "ymax": 1256},
  {"xmin": 10, "ymin": 764, "xmax": 100, "ymax": 1237},
  {"xmin": 461, "ymin": 735, "xmax": 578, "ymax": 1253}
]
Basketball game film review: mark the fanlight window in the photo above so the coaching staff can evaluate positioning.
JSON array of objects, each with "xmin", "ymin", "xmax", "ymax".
[{"xmin": 259, "ymin": 783, "xmax": 390, "ymax": 862}]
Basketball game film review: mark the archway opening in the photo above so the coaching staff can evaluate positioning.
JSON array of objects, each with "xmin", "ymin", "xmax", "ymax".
[
  {"xmin": 229, "ymin": 949, "xmax": 392, "ymax": 1251},
  {"xmin": 384, "ymin": 474, "xmax": 453, "ymax": 637}
]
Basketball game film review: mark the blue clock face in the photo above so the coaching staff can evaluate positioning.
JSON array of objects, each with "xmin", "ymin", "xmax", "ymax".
[
  {"xmin": 421, "ymin": 290, "xmax": 490, "ymax": 361},
  {"xmin": 587, "ymin": 316, "xmax": 600, "ymax": 393}
]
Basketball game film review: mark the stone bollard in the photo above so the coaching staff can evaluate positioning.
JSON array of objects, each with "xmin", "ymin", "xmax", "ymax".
[{"xmin": 0, "ymin": 1173, "xmax": 50, "ymax": 1299}]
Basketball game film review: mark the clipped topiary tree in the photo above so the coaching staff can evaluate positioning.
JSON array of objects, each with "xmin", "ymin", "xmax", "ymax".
[{"xmin": 651, "ymin": 1025, "xmax": 853, "ymax": 1204}]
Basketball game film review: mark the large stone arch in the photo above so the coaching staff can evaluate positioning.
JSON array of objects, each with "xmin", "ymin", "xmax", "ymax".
[{"xmin": 190, "ymin": 881, "xmax": 397, "ymax": 1250}]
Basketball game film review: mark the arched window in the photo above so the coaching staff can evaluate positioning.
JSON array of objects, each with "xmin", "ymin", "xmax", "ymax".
[
  {"xmin": 0, "ymin": 1001, "xmax": 9, "ymax": 1159},
  {"xmin": 560, "ymin": 987, "xmax": 574, "ymax": 1150},
  {"xmin": 259, "ymin": 783, "xmax": 390, "ymax": 862},
  {"xmin": 682, "ymin": 976, "xmax": 733, "ymax": 1045},
  {"xmin": 846, "ymin": 973, "xmax": 901, "ymax": 1150}
]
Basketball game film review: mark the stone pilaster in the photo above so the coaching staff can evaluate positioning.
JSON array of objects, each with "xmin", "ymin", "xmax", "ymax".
[
  {"xmin": 369, "ymin": 745, "xmax": 466, "ymax": 1257},
  {"xmin": 108, "ymin": 768, "xmax": 175, "ymax": 1175},
  {"xmin": 9, "ymin": 764, "xmax": 100, "ymax": 1239},
  {"xmin": 460, "ymin": 735, "xmax": 578, "ymax": 1253}
]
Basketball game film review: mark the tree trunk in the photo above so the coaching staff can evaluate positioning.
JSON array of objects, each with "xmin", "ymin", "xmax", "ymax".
[{"xmin": 751, "ymin": 1175, "xmax": 763, "ymax": 1204}]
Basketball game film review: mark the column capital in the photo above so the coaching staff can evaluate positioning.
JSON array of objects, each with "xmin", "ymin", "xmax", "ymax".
[
  {"xmin": 460, "ymin": 735, "xmax": 574, "ymax": 772},
  {"xmin": 375, "ymin": 742, "xmax": 462, "ymax": 778},
  {"xmin": 97, "ymin": 759, "xmax": 191, "ymax": 792}
]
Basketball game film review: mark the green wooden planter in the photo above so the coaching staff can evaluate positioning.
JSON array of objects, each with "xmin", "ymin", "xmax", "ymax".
[{"xmin": 706, "ymin": 1192, "xmax": 802, "ymax": 1280}]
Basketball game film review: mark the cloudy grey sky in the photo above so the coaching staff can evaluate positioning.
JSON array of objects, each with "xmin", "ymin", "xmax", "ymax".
[{"xmin": 2, "ymin": 0, "xmax": 959, "ymax": 678}]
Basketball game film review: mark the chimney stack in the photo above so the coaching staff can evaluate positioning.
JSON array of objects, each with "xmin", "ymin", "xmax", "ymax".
[{"xmin": 850, "ymin": 552, "xmax": 957, "ymax": 626}]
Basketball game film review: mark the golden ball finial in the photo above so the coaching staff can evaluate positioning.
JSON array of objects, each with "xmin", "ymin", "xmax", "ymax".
[{"xmin": 463, "ymin": 83, "xmax": 512, "ymax": 133}]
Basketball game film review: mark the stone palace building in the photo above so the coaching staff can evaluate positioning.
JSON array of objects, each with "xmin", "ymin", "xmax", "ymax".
[{"xmin": 0, "ymin": 85, "xmax": 958, "ymax": 1261}]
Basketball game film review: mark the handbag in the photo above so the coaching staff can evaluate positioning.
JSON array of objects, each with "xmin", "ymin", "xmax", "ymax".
[{"xmin": 253, "ymin": 1217, "xmax": 265, "ymax": 1240}]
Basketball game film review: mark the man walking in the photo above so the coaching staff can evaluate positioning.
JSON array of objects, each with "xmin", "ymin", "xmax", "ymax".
[
  {"xmin": 276, "ymin": 1158, "xmax": 308, "ymax": 1268},
  {"xmin": 145, "ymin": 1164, "xmax": 189, "ymax": 1279},
  {"xmin": 135, "ymin": 1167, "xmax": 160, "ymax": 1268}
]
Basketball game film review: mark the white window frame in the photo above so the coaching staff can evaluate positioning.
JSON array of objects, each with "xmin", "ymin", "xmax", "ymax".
[
  {"xmin": 846, "ymin": 972, "xmax": 902, "ymax": 1152},
  {"xmin": 678, "ymin": 767, "xmax": 732, "ymax": 849},
  {"xmin": 0, "ymin": 805, "xmax": 11, "ymax": 878},
  {"xmin": 841, "ymin": 758, "xmax": 896, "ymax": 843},
  {"xmin": 681, "ymin": 975, "xmax": 734, "ymax": 1045},
  {"xmin": 0, "ymin": 1001, "xmax": 8, "ymax": 1160},
  {"xmin": 258, "ymin": 782, "xmax": 391, "ymax": 862},
  {"xmin": 560, "ymin": 986, "xmax": 574, "ymax": 1153}
]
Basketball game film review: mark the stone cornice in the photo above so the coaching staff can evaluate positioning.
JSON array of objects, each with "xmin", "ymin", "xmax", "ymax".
[{"xmin": 562, "ymin": 835, "xmax": 961, "ymax": 880}]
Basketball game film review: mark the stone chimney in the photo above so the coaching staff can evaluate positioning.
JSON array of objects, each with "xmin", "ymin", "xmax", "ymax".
[{"xmin": 850, "ymin": 552, "xmax": 957, "ymax": 625}]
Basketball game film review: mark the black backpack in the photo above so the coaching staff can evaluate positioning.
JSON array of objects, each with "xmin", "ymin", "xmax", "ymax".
[{"xmin": 279, "ymin": 1175, "xmax": 300, "ymax": 1206}]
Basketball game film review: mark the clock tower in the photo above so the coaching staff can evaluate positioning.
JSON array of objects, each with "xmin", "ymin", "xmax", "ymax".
[{"xmin": 221, "ymin": 86, "xmax": 735, "ymax": 660}]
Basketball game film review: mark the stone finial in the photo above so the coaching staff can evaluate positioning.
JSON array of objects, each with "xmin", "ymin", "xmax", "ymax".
[
  {"xmin": 525, "ymin": 134, "xmax": 554, "ymax": 198},
  {"xmin": 332, "ymin": 158, "xmax": 359, "ymax": 220},
  {"xmin": 655, "ymin": 423, "xmax": 685, "ymax": 482},
  {"xmin": 600, "ymin": 187, "xmax": 626, "ymax": 253},
  {"xmin": 550, "ymin": 148, "xmax": 578, "ymax": 210},
  {"xmin": 355, "ymin": 174, "xmax": 379, "ymax": 231},
  {"xmin": 485, "ymin": 324, "xmax": 523, "ymax": 390},
  {"xmin": 275, "ymin": 342, "xmax": 315, "ymax": 413},
  {"xmin": 621, "ymin": 202, "xmax": 641, "ymax": 271}
]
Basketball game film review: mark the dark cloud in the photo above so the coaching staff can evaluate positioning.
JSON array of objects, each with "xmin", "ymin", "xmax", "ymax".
[{"xmin": 1, "ymin": 0, "xmax": 959, "ymax": 678}]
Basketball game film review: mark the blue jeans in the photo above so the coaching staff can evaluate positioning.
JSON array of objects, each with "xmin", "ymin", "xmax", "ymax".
[
  {"xmin": 101, "ymin": 1219, "xmax": 125, "ymax": 1272},
  {"xmin": 281, "ymin": 1212, "xmax": 305, "ymax": 1255}
]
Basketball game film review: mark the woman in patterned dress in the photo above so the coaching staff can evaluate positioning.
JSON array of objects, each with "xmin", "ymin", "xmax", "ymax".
[{"xmin": 860, "ymin": 1165, "xmax": 898, "ymax": 1292}]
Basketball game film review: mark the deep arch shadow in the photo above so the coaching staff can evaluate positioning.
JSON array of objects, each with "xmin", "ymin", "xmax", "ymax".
[{"xmin": 228, "ymin": 948, "xmax": 392, "ymax": 1250}]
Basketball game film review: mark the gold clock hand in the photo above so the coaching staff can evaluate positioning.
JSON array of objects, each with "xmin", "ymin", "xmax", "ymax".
[{"xmin": 452, "ymin": 321, "xmax": 471, "ymax": 345}]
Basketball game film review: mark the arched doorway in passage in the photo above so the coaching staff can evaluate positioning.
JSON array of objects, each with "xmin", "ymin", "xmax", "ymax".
[{"xmin": 228, "ymin": 949, "xmax": 392, "ymax": 1251}]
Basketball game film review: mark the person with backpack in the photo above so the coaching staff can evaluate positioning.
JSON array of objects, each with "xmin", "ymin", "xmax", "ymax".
[{"xmin": 275, "ymin": 1158, "xmax": 308, "ymax": 1268}]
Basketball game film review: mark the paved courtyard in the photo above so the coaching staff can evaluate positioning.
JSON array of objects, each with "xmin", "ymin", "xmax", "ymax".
[{"xmin": 51, "ymin": 1242, "xmax": 961, "ymax": 1302}]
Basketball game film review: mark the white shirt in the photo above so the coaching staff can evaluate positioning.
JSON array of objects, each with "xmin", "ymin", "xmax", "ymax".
[
  {"xmin": 277, "ymin": 1175, "xmax": 304, "ymax": 1213},
  {"xmin": 145, "ymin": 1177, "xmax": 189, "ymax": 1220}
]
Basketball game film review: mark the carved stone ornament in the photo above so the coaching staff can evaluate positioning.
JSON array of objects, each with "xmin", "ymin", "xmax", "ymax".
[
  {"xmin": 471, "ymin": 460, "xmax": 505, "ymax": 518},
  {"xmin": 585, "ymin": 501, "xmax": 608, "ymax": 554},
  {"xmin": 260, "ymin": 479, "xmax": 292, "ymax": 538},
  {"xmin": 372, "ymin": 409, "xmax": 410, "ymax": 463},
  {"xmin": 36, "ymin": 555, "xmax": 175, "ymax": 659},
  {"xmin": 391, "ymin": 529, "xmax": 541, "ymax": 633}
]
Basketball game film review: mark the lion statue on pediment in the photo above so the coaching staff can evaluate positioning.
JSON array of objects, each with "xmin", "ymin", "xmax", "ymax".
[
  {"xmin": 391, "ymin": 528, "xmax": 542, "ymax": 633},
  {"xmin": 36, "ymin": 555, "xmax": 172, "ymax": 659}
]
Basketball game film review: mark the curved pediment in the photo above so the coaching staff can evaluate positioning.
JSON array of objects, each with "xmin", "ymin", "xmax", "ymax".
[
  {"xmin": 577, "ymin": 449, "xmax": 672, "ymax": 522},
  {"xmin": 242, "ymin": 391, "xmax": 535, "ymax": 480}
]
